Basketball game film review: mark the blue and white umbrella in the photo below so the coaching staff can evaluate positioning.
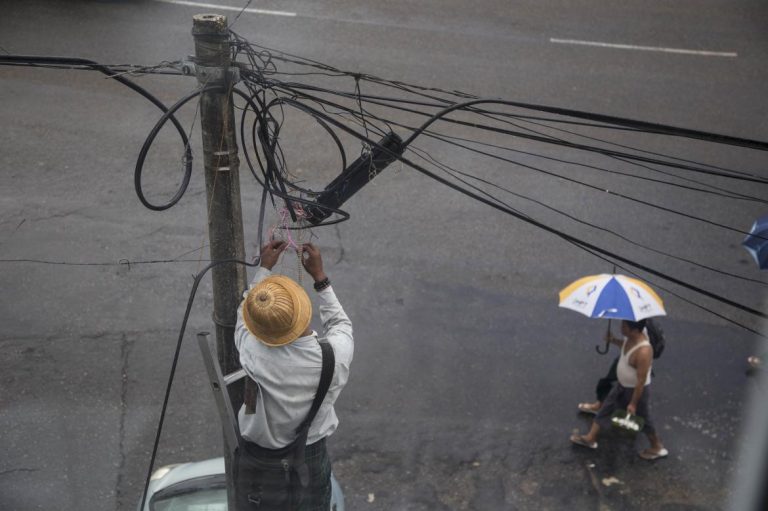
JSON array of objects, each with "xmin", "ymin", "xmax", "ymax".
[
  {"xmin": 742, "ymin": 215, "xmax": 768, "ymax": 270},
  {"xmin": 558, "ymin": 274, "xmax": 666, "ymax": 321}
]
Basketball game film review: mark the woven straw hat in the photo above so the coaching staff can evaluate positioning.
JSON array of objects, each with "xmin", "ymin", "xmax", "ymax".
[{"xmin": 242, "ymin": 275, "xmax": 312, "ymax": 347}]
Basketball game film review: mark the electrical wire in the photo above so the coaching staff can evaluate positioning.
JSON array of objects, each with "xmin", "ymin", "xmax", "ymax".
[
  {"xmin": 134, "ymin": 86, "xmax": 208, "ymax": 210},
  {"xmin": 3, "ymin": 49, "xmax": 766, "ymax": 332},
  {"xmin": 246, "ymin": 43, "xmax": 768, "ymax": 153},
  {"xmin": 269, "ymin": 83, "xmax": 768, "ymax": 236},
  {"xmin": 228, "ymin": 40, "xmax": 768, "ymax": 330},
  {"xmin": 406, "ymin": 144, "xmax": 768, "ymax": 287},
  {"xmin": 138, "ymin": 257, "xmax": 260, "ymax": 511},
  {"xmin": 272, "ymin": 82, "xmax": 768, "ymax": 203},
  {"xmin": 1, "ymin": 55, "xmax": 194, "ymax": 211},
  {"xmin": 268, "ymin": 95, "xmax": 768, "ymax": 322},
  {"xmin": 6, "ymin": 47, "xmax": 768, "ymax": 509},
  {"xmin": 571, "ymin": 246, "xmax": 768, "ymax": 338},
  {"xmin": 407, "ymin": 142, "xmax": 768, "ymax": 335},
  {"xmin": 0, "ymin": 258, "xmax": 210, "ymax": 267},
  {"xmin": 10, "ymin": 43, "xmax": 768, "ymax": 511}
]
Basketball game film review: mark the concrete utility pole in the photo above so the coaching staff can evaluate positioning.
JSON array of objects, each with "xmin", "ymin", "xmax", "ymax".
[
  {"xmin": 192, "ymin": 13, "xmax": 246, "ymax": 390},
  {"xmin": 192, "ymin": 13, "xmax": 246, "ymax": 509}
]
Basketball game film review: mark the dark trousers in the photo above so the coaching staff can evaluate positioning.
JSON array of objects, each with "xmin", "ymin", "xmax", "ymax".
[
  {"xmin": 299, "ymin": 439, "xmax": 332, "ymax": 511},
  {"xmin": 595, "ymin": 384, "xmax": 656, "ymax": 435},
  {"xmin": 234, "ymin": 438, "xmax": 332, "ymax": 511},
  {"xmin": 595, "ymin": 358, "xmax": 619, "ymax": 402}
]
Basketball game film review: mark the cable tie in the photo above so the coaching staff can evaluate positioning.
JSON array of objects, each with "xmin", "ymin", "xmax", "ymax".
[{"xmin": 212, "ymin": 312, "xmax": 237, "ymax": 330}]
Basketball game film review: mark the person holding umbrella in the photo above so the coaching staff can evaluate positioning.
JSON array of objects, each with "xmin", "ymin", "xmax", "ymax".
[
  {"xmin": 569, "ymin": 319, "xmax": 668, "ymax": 460},
  {"xmin": 559, "ymin": 273, "xmax": 668, "ymax": 460},
  {"xmin": 577, "ymin": 317, "xmax": 665, "ymax": 414}
]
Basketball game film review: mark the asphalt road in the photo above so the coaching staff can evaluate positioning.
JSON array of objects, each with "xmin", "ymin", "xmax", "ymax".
[{"xmin": 1, "ymin": 1, "xmax": 768, "ymax": 510}]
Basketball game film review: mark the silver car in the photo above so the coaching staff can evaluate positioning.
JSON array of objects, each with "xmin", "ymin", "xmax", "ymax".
[{"xmin": 141, "ymin": 457, "xmax": 345, "ymax": 511}]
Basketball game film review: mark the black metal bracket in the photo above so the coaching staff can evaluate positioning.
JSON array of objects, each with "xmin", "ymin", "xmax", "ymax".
[{"xmin": 306, "ymin": 131, "xmax": 404, "ymax": 225}]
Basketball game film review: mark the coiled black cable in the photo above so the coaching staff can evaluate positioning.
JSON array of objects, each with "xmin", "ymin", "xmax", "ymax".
[
  {"xmin": 133, "ymin": 87, "xmax": 213, "ymax": 210},
  {"xmin": 0, "ymin": 55, "xmax": 194, "ymax": 211},
  {"xmin": 231, "ymin": 87, "xmax": 351, "ymax": 226}
]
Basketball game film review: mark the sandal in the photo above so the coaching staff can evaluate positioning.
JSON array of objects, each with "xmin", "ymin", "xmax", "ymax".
[
  {"xmin": 570, "ymin": 434, "xmax": 598, "ymax": 450},
  {"xmin": 577, "ymin": 402, "xmax": 599, "ymax": 415},
  {"xmin": 639, "ymin": 448, "xmax": 669, "ymax": 460}
]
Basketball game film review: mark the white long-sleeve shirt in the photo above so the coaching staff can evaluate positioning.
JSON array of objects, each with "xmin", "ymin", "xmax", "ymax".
[{"xmin": 234, "ymin": 267, "xmax": 354, "ymax": 449}]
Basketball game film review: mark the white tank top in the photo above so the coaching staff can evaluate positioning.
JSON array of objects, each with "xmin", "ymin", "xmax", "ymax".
[{"xmin": 617, "ymin": 338, "xmax": 652, "ymax": 388}]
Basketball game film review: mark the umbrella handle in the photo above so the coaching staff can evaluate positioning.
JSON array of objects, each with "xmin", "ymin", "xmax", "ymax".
[{"xmin": 595, "ymin": 319, "xmax": 612, "ymax": 355}]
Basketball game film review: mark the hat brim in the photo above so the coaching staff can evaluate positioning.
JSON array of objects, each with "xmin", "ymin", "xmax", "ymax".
[{"xmin": 242, "ymin": 276, "xmax": 312, "ymax": 347}]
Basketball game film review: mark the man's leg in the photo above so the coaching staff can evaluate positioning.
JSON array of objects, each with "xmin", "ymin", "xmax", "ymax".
[
  {"xmin": 645, "ymin": 432, "xmax": 664, "ymax": 452},
  {"xmin": 580, "ymin": 358, "xmax": 620, "ymax": 412},
  {"xmin": 570, "ymin": 420, "xmax": 600, "ymax": 448},
  {"xmin": 301, "ymin": 438, "xmax": 332, "ymax": 511},
  {"xmin": 572, "ymin": 384, "xmax": 624, "ymax": 447},
  {"xmin": 635, "ymin": 387, "xmax": 667, "ymax": 458},
  {"xmin": 639, "ymin": 430, "xmax": 667, "ymax": 460},
  {"xmin": 581, "ymin": 421, "xmax": 601, "ymax": 443}
]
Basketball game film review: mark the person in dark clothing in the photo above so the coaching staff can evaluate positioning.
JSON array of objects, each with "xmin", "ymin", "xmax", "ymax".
[
  {"xmin": 578, "ymin": 318, "xmax": 665, "ymax": 415},
  {"xmin": 577, "ymin": 358, "xmax": 619, "ymax": 415},
  {"xmin": 570, "ymin": 319, "xmax": 668, "ymax": 460}
]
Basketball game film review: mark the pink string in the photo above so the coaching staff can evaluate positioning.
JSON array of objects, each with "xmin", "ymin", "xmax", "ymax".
[{"xmin": 268, "ymin": 205, "xmax": 307, "ymax": 253}]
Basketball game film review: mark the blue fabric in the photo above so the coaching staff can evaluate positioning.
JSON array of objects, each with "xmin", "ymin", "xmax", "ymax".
[
  {"xmin": 592, "ymin": 277, "xmax": 635, "ymax": 320},
  {"xmin": 742, "ymin": 216, "xmax": 768, "ymax": 270}
]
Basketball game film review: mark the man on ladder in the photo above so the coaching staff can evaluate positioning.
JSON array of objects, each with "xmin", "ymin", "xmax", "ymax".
[{"xmin": 234, "ymin": 239, "xmax": 353, "ymax": 510}]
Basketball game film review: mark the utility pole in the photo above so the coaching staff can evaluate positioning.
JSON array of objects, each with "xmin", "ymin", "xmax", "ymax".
[{"xmin": 192, "ymin": 13, "xmax": 246, "ymax": 510}]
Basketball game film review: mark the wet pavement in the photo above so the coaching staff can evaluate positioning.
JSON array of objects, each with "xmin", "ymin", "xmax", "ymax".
[{"xmin": 2, "ymin": 1, "xmax": 768, "ymax": 510}]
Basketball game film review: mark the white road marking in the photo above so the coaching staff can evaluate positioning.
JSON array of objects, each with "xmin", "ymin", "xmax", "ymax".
[
  {"xmin": 153, "ymin": 0, "xmax": 742, "ymax": 58},
  {"xmin": 154, "ymin": 0, "xmax": 428, "ymax": 31},
  {"xmin": 550, "ymin": 38, "xmax": 737, "ymax": 58},
  {"xmin": 154, "ymin": 0, "xmax": 297, "ymax": 17}
]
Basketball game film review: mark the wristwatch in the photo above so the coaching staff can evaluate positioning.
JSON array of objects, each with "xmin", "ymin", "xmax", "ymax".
[{"xmin": 313, "ymin": 277, "xmax": 331, "ymax": 291}]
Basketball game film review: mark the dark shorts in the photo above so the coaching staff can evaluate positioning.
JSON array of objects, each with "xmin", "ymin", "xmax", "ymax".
[{"xmin": 595, "ymin": 384, "xmax": 656, "ymax": 435}]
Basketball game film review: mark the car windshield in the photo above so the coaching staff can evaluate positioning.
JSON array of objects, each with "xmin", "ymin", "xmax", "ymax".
[
  {"xmin": 150, "ymin": 474, "xmax": 227, "ymax": 511},
  {"xmin": 151, "ymin": 488, "xmax": 227, "ymax": 511}
]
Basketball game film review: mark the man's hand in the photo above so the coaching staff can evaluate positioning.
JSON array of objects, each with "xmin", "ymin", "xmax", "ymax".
[
  {"xmin": 604, "ymin": 330, "xmax": 621, "ymax": 347},
  {"xmin": 301, "ymin": 243, "xmax": 327, "ymax": 282},
  {"xmin": 260, "ymin": 240, "xmax": 287, "ymax": 270},
  {"xmin": 627, "ymin": 402, "xmax": 637, "ymax": 417}
]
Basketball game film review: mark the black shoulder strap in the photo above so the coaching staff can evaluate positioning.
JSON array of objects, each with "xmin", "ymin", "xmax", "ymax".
[
  {"xmin": 295, "ymin": 341, "xmax": 335, "ymax": 435},
  {"xmin": 292, "ymin": 341, "xmax": 335, "ymax": 489}
]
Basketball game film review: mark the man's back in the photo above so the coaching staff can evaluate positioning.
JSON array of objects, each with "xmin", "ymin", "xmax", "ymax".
[{"xmin": 235, "ymin": 265, "xmax": 353, "ymax": 448}]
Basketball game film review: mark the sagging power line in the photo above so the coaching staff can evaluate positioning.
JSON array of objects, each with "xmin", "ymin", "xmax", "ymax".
[{"xmin": 2, "ymin": 37, "xmax": 767, "ymax": 335}]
